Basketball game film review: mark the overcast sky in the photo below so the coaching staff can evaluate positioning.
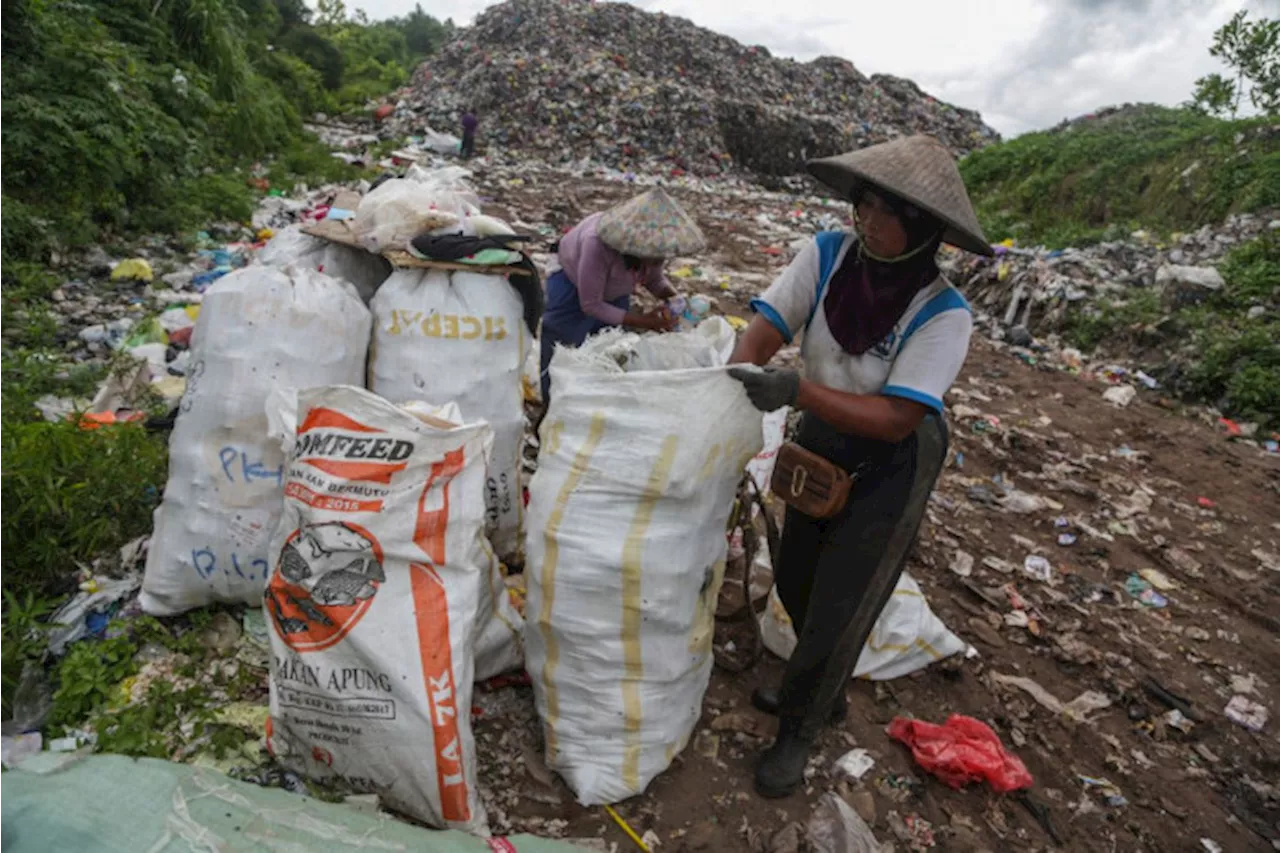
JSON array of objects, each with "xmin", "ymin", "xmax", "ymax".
[{"xmin": 348, "ymin": 0, "xmax": 1279, "ymax": 137}]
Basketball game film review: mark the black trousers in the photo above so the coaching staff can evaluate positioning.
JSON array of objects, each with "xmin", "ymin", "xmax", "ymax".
[
  {"xmin": 460, "ymin": 133, "xmax": 476, "ymax": 159},
  {"xmin": 774, "ymin": 412, "xmax": 949, "ymax": 736}
]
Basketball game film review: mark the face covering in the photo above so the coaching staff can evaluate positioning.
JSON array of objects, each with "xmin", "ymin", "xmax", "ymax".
[{"xmin": 821, "ymin": 187, "xmax": 942, "ymax": 355}]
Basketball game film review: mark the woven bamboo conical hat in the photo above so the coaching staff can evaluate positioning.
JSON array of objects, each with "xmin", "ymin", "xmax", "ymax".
[
  {"xmin": 596, "ymin": 188, "xmax": 706, "ymax": 258},
  {"xmin": 807, "ymin": 135, "xmax": 993, "ymax": 257}
]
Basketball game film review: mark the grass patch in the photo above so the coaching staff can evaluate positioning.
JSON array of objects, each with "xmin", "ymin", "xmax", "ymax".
[
  {"xmin": 1, "ymin": 589, "xmax": 61, "ymax": 718},
  {"xmin": 1065, "ymin": 289, "xmax": 1165, "ymax": 351},
  {"xmin": 1, "ymin": 420, "xmax": 168, "ymax": 601},
  {"xmin": 40, "ymin": 611, "xmax": 262, "ymax": 759},
  {"xmin": 1183, "ymin": 232, "xmax": 1280, "ymax": 426},
  {"xmin": 961, "ymin": 106, "xmax": 1280, "ymax": 248}
]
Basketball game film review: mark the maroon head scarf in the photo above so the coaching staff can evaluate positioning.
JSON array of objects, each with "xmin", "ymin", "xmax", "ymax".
[{"xmin": 822, "ymin": 189, "xmax": 943, "ymax": 355}]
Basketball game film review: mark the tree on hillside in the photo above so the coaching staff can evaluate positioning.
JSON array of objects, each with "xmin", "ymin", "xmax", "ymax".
[
  {"xmin": 1189, "ymin": 10, "xmax": 1279, "ymax": 118},
  {"xmin": 273, "ymin": 0, "xmax": 311, "ymax": 27},
  {"xmin": 393, "ymin": 4, "xmax": 454, "ymax": 56}
]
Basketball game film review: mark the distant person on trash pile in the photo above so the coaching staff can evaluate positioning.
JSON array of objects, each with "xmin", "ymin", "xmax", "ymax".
[
  {"xmin": 461, "ymin": 108, "xmax": 478, "ymax": 159},
  {"xmin": 540, "ymin": 187, "xmax": 705, "ymax": 402},
  {"xmin": 727, "ymin": 135, "xmax": 994, "ymax": 799}
]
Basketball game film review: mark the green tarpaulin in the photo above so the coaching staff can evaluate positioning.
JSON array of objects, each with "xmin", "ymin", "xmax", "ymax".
[{"xmin": 2, "ymin": 753, "xmax": 586, "ymax": 853}]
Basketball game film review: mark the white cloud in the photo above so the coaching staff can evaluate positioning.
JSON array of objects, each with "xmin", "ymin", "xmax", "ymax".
[{"xmin": 339, "ymin": 0, "xmax": 1275, "ymax": 136}]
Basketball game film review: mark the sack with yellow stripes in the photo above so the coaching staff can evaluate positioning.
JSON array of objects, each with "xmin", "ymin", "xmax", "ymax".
[
  {"xmin": 264, "ymin": 385, "xmax": 493, "ymax": 834},
  {"xmin": 525, "ymin": 318, "xmax": 763, "ymax": 805},
  {"xmin": 759, "ymin": 571, "xmax": 967, "ymax": 680}
]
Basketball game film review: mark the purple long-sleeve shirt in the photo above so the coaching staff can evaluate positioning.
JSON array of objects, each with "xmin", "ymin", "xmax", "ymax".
[
  {"xmin": 461, "ymin": 112, "xmax": 478, "ymax": 134},
  {"xmin": 556, "ymin": 213, "xmax": 675, "ymax": 325}
]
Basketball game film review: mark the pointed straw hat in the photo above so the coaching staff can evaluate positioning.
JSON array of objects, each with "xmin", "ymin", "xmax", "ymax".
[
  {"xmin": 596, "ymin": 187, "xmax": 707, "ymax": 258},
  {"xmin": 807, "ymin": 135, "xmax": 993, "ymax": 257}
]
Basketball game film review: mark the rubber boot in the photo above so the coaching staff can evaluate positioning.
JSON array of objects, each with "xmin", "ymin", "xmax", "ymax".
[
  {"xmin": 754, "ymin": 715, "xmax": 813, "ymax": 799},
  {"xmin": 751, "ymin": 685, "xmax": 847, "ymax": 723}
]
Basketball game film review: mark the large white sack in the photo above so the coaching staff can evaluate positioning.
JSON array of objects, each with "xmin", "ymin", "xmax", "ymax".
[
  {"xmin": 141, "ymin": 266, "xmax": 371, "ymax": 616},
  {"xmin": 525, "ymin": 319, "xmax": 764, "ymax": 805},
  {"xmin": 368, "ymin": 268, "xmax": 527, "ymax": 679},
  {"xmin": 265, "ymin": 385, "xmax": 491, "ymax": 834},
  {"xmin": 759, "ymin": 572, "xmax": 967, "ymax": 680},
  {"xmin": 369, "ymin": 268, "xmax": 528, "ymax": 558},
  {"xmin": 258, "ymin": 225, "xmax": 392, "ymax": 304}
]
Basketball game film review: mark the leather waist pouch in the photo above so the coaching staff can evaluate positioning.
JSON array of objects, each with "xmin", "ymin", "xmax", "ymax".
[{"xmin": 770, "ymin": 441, "xmax": 852, "ymax": 519}]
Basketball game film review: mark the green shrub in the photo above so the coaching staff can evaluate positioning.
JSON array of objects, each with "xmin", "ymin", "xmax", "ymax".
[
  {"xmin": 1174, "ymin": 235, "xmax": 1277, "ymax": 427},
  {"xmin": 1, "ymin": 421, "xmax": 168, "ymax": 601},
  {"xmin": 1, "ymin": 588, "xmax": 61, "ymax": 718},
  {"xmin": 1065, "ymin": 290, "xmax": 1164, "ymax": 351},
  {"xmin": 48, "ymin": 634, "xmax": 139, "ymax": 730},
  {"xmin": 961, "ymin": 106, "xmax": 1280, "ymax": 248}
]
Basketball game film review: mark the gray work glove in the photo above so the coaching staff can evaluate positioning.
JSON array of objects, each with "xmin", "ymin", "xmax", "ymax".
[{"xmin": 727, "ymin": 366, "xmax": 800, "ymax": 412}]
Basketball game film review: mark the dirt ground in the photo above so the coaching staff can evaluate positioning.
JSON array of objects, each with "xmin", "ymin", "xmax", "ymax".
[{"xmin": 458, "ymin": 163, "xmax": 1280, "ymax": 852}]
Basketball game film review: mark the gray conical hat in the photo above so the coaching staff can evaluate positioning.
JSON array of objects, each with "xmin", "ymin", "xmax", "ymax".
[
  {"xmin": 807, "ymin": 135, "xmax": 993, "ymax": 257},
  {"xmin": 596, "ymin": 188, "xmax": 707, "ymax": 258}
]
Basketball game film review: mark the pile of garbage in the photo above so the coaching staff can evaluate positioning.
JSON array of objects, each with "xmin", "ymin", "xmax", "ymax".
[
  {"xmin": 390, "ymin": 0, "xmax": 997, "ymax": 177},
  {"xmin": 941, "ymin": 211, "xmax": 1279, "ymax": 349}
]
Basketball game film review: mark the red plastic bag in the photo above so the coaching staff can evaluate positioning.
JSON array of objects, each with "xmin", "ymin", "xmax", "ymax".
[{"xmin": 887, "ymin": 714, "xmax": 1033, "ymax": 792}]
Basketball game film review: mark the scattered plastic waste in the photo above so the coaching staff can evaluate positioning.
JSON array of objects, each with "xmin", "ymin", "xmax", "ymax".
[
  {"xmin": 110, "ymin": 258, "xmax": 154, "ymax": 283},
  {"xmin": 1224, "ymin": 696, "xmax": 1269, "ymax": 731},
  {"xmin": 1022, "ymin": 555, "xmax": 1053, "ymax": 582},
  {"xmin": 1079, "ymin": 775, "xmax": 1128, "ymax": 807},
  {"xmin": 46, "ymin": 574, "xmax": 142, "ymax": 656},
  {"xmin": 807, "ymin": 792, "xmax": 882, "ymax": 853},
  {"xmin": 992, "ymin": 673, "xmax": 1112, "ymax": 722},
  {"xmin": 1138, "ymin": 568, "xmax": 1177, "ymax": 591},
  {"xmin": 1163, "ymin": 709, "xmax": 1195, "ymax": 734},
  {"xmin": 887, "ymin": 715, "xmax": 1033, "ymax": 792},
  {"xmin": 1125, "ymin": 574, "xmax": 1169, "ymax": 608},
  {"xmin": 833, "ymin": 748, "xmax": 876, "ymax": 781},
  {"xmin": 1102, "ymin": 384, "xmax": 1137, "ymax": 407}
]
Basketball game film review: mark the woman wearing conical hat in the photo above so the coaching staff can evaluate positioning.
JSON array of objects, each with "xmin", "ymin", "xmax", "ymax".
[
  {"xmin": 541, "ymin": 188, "xmax": 705, "ymax": 402},
  {"xmin": 728, "ymin": 135, "xmax": 994, "ymax": 798}
]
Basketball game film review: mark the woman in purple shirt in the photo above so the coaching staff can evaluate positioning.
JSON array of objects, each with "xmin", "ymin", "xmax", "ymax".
[{"xmin": 540, "ymin": 188, "xmax": 706, "ymax": 401}]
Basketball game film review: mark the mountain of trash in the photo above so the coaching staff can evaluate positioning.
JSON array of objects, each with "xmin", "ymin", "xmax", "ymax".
[{"xmin": 393, "ymin": 0, "xmax": 998, "ymax": 177}]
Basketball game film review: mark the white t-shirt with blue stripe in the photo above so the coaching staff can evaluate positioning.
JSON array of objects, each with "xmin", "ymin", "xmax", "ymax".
[{"xmin": 750, "ymin": 232, "xmax": 972, "ymax": 414}]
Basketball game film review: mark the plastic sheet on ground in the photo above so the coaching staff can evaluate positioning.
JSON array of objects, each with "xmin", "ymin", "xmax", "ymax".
[{"xmin": 1, "ymin": 753, "xmax": 585, "ymax": 852}]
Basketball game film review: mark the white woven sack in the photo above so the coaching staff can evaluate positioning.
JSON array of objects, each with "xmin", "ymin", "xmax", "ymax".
[
  {"xmin": 368, "ymin": 267, "xmax": 527, "ymax": 679},
  {"xmin": 258, "ymin": 226, "xmax": 391, "ymax": 304},
  {"xmin": 265, "ymin": 385, "xmax": 492, "ymax": 834},
  {"xmin": 525, "ymin": 319, "xmax": 763, "ymax": 805},
  {"xmin": 141, "ymin": 265, "xmax": 370, "ymax": 615}
]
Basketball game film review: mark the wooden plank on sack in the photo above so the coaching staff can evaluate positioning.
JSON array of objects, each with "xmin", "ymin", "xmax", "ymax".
[
  {"xmin": 300, "ymin": 220, "xmax": 363, "ymax": 248},
  {"xmin": 381, "ymin": 249, "xmax": 523, "ymax": 276},
  {"xmin": 300, "ymin": 189, "xmax": 365, "ymax": 247}
]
